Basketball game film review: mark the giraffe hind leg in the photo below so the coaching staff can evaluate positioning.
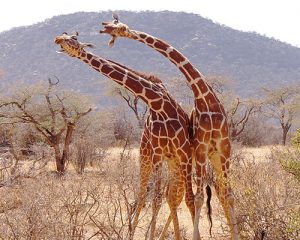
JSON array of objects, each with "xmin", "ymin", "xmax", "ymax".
[
  {"xmin": 193, "ymin": 146, "xmax": 208, "ymax": 240},
  {"xmin": 208, "ymin": 149, "xmax": 240, "ymax": 240}
]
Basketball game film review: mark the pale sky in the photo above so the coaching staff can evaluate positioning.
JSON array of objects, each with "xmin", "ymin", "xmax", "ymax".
[{"xmin": 1, "ymin": 0, "xmax": 300, "ymax": 47}]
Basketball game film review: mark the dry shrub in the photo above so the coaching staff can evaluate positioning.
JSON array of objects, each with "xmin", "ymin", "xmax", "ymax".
[
  {"xmin": 0, "ymin": 141, "xmax": 51, "ymax": 189},
  {"xmin": 71, "ymin": 139, "xmax": 108, "ymax": 174},
  {"xmin": 155, "ymin": 225, "xmax": 190, "ymax": 240},
  {"xmin": 228, "ymin": 147, "xmax": 300, "ymax": 239},
  {"xmin": 0, "ymin": 139, "xmax": 154, "ymax": 240},
  {"xmin": 70, "ymin": 111, "xmax": 114, "ymax": 174},
  {"xmin": 237, "ymin": 114, "xmax": 281, "ymax": 147}
]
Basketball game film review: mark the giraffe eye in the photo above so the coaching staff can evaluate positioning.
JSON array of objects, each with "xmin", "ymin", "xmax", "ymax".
[{"xmin": 71, "ymin": 36, "xmax": 77, "ymax": 40}]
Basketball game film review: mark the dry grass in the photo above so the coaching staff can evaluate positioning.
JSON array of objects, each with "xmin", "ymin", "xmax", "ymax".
[{"xmin": 0, "ymin": 145, "xmax": 299, "ymax": 239}]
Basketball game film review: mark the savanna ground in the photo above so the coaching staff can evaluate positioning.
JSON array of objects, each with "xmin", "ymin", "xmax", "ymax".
[{"xmin": 0, "ymin": 142, "xmax": 299, "ymax": 240}]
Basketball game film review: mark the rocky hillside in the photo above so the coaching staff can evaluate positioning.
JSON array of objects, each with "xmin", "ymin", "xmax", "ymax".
[{"xmin": 0, "ymin": 11, "xmax": 299, "ymax": 100}]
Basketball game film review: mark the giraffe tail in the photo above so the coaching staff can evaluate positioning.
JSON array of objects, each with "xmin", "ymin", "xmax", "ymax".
[
  {"xmin": 206, "ymin": 184, "xmax": 213, "ymax": 236},
  {"xmin": 188, "ymin": 109, "xmax": 195, "ymax": 139}
]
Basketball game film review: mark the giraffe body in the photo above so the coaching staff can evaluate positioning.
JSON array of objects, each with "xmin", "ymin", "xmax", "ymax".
[
  {"xmin": 54, "ymin": 32, "xmax": 195, "ymax": 240},
  {"xmin": 100, "ymin": 18, "xmax": 240, "ymax": 240}
]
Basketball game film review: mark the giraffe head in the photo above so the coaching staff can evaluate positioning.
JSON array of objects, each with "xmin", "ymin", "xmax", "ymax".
[
  {"xmin": 54, "ymin": 32, "xmax": 96, "ymax": 58},
  {"xmin": 100, "ymin": 14, "xmax": 132, "ymax": 47}
]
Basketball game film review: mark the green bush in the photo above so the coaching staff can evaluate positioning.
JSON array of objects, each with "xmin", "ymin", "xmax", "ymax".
[
  {"xmin": 280, "ymin": 129, "xmax": 300, "ymax": 182},
  {"xmin": 292, "ymin": 129, "xmax": 300, "ymax": 149},
  {"xmin": 228, "ymin": 148, "xmax": 300, "ymax": 239}
]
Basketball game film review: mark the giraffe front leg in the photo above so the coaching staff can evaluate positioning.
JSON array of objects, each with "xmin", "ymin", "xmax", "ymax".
[
  {"xmin": 163, "ymin": 160, "xmax": 185, "ymax": 240},
  {"xmin": 159, "ymin": 176, "xmax": 185, "ymax": 240},
  {"xmin": 158, "ymin": 213, "xmax": 172, "ymax": 240},
  {"xmin": 130, "ymin": 153, "xmax": 152, "ymax": 240},
  {"xmin": 149, "ymin": 158, "xmax": 163, "ymax": 240},
  {"xmin": 166, "ymin": 177, "xmax": 182, "ymax": 240}
]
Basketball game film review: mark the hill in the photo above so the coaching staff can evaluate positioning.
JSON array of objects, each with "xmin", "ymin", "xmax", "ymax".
[{"xmin": 0, "ymin": 11, "xmax": 299, "ymax": 101}]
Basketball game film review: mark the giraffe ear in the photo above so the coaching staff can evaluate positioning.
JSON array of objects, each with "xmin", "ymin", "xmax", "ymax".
[
  {"xmin": 108, "ymin": 36, "xmax": 116, "ymax": 47},
  {"xmin": 82, "ymin": 43, "xmax": 96, "ymax": 49}
]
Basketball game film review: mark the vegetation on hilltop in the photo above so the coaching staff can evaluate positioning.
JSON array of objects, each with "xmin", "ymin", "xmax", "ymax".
[{"xmin": 0, "ymin": 11, "xmax": 300, "ymax": 100}]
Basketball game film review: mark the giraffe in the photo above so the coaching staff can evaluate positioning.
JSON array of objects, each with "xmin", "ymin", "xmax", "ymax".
[
  {"xmin": 54, "ymin": 32, "xmax": 196, "ymax": 240},
  {"xmin": 100, "ymin": 16, "xmax": 240, "ymax": 240}
]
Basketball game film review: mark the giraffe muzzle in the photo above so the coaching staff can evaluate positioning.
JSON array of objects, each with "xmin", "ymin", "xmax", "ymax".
[
  {"xmin": 54, "ymin": 38, "xmax": 63, "ymax": 44},
  {"xmin": 99, "ymin": 25, "xmax": 113, "ymax": 34}
]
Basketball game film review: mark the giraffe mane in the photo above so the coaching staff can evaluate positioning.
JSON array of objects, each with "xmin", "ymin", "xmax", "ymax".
[{"xmin": 106, "ymin": 59, "xmax": 164, "ymax": 85}]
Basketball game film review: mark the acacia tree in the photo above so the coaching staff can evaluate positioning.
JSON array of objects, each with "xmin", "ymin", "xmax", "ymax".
[
  {"xmin": 262, "ymin": 84, "xmax": 300, "ymax": 145},
  {"xmin": 0, "ymin": 78, "xmax": 91, "ymax": 173}
]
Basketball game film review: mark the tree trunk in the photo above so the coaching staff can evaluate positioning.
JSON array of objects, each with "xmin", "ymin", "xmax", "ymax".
[
  {"xmin": 138, "ymin": 118, "xmax": 144, "ymax": 129},
  {"xmin": 282, "ymin": 123, "xmax": 292, "ymax": 146},
  {"xmin": 53, "ymin": 145, "xmax": 64, "ymax": 173},
  {"xmin": 61, "ymin": 123, "xmax": 74, "ymax": 169},
  {"xmin": 282, "ymin": 129, "xmax": 288, "ymax": 146},
  {"xmin": 53, "ymin": 123, "xmax": 75, "ymax": 174}
]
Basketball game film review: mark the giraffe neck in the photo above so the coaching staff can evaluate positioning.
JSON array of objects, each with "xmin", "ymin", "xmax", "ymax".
[
  {"xmin": 125, "ymin": 30, "xmax": 224, "ymax": 113},
  {"xmin": 76, "ymin": 51, "xmax": 171, "ymax": 112}
]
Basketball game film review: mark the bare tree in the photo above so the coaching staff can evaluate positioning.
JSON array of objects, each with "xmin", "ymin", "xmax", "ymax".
[
  {"xmin": 167, "ymin": 77, "xmax": 194, "ymax": 112},
  {"xmin": 262, "ymin": 84, "xmax": 300, "ymax": 145},
  {"xmin": 113, "ymin": 87, "xmax": 148, "ymax": 129},
  {"xmin": 206, "ymin": 75, "xmax": 260, "ymax": 141},
  {"xmin": 108, "ymin": 83, "xmax": 148, "ymax": 129},
  {"xmin": 0, "ymin": 78, "xmax": 91, "ymax": 174},
  {"xmin": 227, "ymin": 98, "xmax": 260, "ymax": 140}
]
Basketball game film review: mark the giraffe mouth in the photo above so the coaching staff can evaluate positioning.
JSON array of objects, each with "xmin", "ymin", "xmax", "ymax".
[
  {"xmin": 54, "ymin": 37, "xmax": 66, "ymax": 53},
  {"xmin": 56, "ymin": 48, "xmax": 65, "ymax": 53},
  {"xmin": 99, "ymin": 23, "xmax": 114, "ymax": 35},
  {"xmin": 55, "ymin": 45, "xmax": 65, "ymax": 54}
]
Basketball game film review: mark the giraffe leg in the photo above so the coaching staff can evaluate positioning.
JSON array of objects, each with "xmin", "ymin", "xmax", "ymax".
[
  {"xmin": 179, "ymin": 148, "xmax": 196, "ymax": 225},
  {"xmin": 159, "ymin": 148, "xmax": 195, "ymax": 240},
  {"xmin": 130, "ymin": 153, "xmax": 152, "ymax": 240},
  {"xmin": 164, "ymin": 160, "xmax": 184, "ymax": 240},
  {"xmin": 149, "ymin": 160, "xmax": 163, "ymax": 240},
  {"xmin": 193, "ymin": 145, "xmax": 207, "ymax": 240},
  {"xmin": 158, "ymin": 178, "xmax": 184, "ymax": 240},
  {"xmin": 158, "ymin": 212, "xmax": 172, "ymax": 240},
  {"xmin": 209, "ymin": 144, "xmax": 240, "ymax": 240}
]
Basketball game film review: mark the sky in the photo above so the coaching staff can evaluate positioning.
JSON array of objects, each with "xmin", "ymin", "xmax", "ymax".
[{"xmin": 1, "ymin": 0, "xmax": 299, "ymax": 47}]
